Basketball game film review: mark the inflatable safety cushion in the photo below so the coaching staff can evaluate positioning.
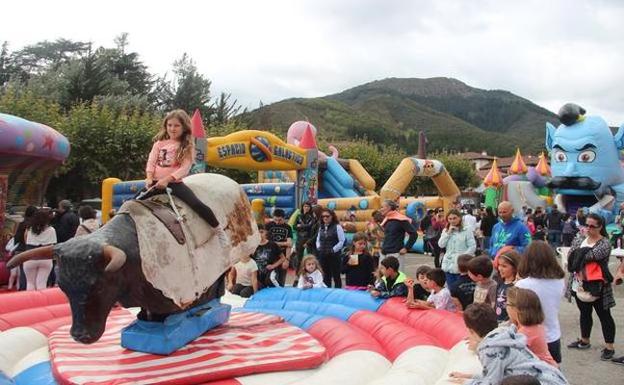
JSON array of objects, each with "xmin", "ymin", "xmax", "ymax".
[
  {"xmin": 377, "ymin": 298, "xmax": 466, "ymax": 350},
  {"xmin": 349, "ymin": 310, "xmax": 440, "ymax": 361},
  {"xmin": 249, "ymin": 288, "xmax": 383, "ymax": 312},
  {"xmin": 0, "ymin": 304, "xmax": 70, "ymax": 332},
  {"xmin": 0, "ymin": 289, "xmax": 67, "ymax": 315},
  {"xmin": 307, "ymin": 318, "xmax": 385, "ymax": 358},
  {"xmin": 237, "ymin": 308, "xmax": 323, "ymax": 330},
  {"xmin": 49, "ymin": 312, "xmax": 326, "ymax": 385},
  {"xmin": 13, "ymin": 361, "xmax": 56, "ymax": 385}
]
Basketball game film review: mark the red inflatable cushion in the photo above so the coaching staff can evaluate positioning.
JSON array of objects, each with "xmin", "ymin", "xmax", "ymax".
[
  {"xmin": 0, "ymin": 303, "xmax": 71, "ymax": 331},
  {"xmin": 308, "ymin": 317, "xmax": 385, "ymax": 359},
  {"xmin": 0, "ymin": 288, "xmax": 67, "ymax": 315},
  {"xmin": 378, "ymin": 298, "xmax": 467, "ymax": 350},
  {"xmin": 349, "ymin": 310, "xmax": 440, "ymax": 361},
  {"xmin": 49, "ymin": 312, "xmax": 326, "ymax": 385}
]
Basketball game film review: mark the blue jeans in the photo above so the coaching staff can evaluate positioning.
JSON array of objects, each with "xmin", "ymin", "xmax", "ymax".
[
  {"xmin": 548, "ymin": 230, "xmax": 561, "ymax": 246},
  {"xmin": 445, "ymin": 272, "xmax": 460, "ymax": 288}
]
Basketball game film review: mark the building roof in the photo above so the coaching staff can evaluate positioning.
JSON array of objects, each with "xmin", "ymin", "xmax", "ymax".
[{"xmin": 458, "ymin": 151, "xmax": 497, "ymax": 161}]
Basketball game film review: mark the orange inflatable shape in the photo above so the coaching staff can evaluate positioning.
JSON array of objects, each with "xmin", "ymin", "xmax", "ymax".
[
  {"xmin": 535, "ymin": 152, "xmax": 551, "ymax": 176},
  {"xmin": 483, "ymin": 158, "xmax": 503, "ymax": 187},
  {"xmin": 509, "ymin": 148, "xmax": 528, "ymax": 175}
]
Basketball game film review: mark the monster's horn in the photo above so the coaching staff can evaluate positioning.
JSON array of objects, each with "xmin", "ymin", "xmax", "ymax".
[
  {"xmin": 102, "ymin": 245, "xmax": 127, "ymax": 273},
  {"xmin": 6, "ymin": 245, "xmax": 54, "ymax": 269}
]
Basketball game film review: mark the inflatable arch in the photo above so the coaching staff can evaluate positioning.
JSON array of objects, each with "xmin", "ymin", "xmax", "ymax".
[
  {"xmin": 380, "ymin": 158, "xmax": 460, "ymax": 213},
  {"xmin": 0, "ymin": 288, "xmax": 481, "ymax": 385}
]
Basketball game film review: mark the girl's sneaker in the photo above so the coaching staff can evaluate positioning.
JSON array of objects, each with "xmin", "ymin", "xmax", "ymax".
[
  {"xmin": 612, "ymin": 355, "xmax": 624, "ymax": 365},
  {"xmin": 567, "ymin": 339, "xmax": 591, "ymax": 349}
]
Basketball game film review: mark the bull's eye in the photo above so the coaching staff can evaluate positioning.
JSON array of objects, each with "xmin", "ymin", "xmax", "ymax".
[
  {"xmin": 554, "ymin": 150, "xmax": 567, "ymax": 162},
  {"xmin": 578, "ymin": 150, "xmax": 596, "ymax": 163}
]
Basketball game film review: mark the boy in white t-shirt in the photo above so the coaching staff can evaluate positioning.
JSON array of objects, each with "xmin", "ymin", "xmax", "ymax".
[
  {"xmin": 407, "ymin": 268, "xmax": 457, "ymax": 312},
  {"xmin": 227, "ymin": 254, "xmax": 259, "ymax": 298}
]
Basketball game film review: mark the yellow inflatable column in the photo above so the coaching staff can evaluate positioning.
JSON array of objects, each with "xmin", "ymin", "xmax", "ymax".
[
  {"xmin": 101, "ymin": 177, "xmax": 121, "ymax": 224},
  {"xmin": 251, "ymin": 199, "xmax": 266, "ymax": 225},
  {"xmin": 380, "ymin": 158, "xmax": 417, "ymax": 201}
]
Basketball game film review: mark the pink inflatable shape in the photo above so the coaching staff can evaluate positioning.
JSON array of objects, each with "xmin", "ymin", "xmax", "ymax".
[{"xmin": 287, "ymin": 121, "xmax": 338, "ymax": 160}]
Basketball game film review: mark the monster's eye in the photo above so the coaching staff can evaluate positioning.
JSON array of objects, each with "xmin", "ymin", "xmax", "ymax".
[
  {"xmin": 554, "ymin": 150, "xmax": 567, "ymax": 162},
  {"xmin": 578, "ymin": 150, "xmax": 596, "ymax": 163}
]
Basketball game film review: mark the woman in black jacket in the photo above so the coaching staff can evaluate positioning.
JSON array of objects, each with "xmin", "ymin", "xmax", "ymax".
[
  {"xmin": 315, "ymin": 208, "xmax": 345, "ymax": 288},
  {"xmin": 566, "ymin": 213, "xmax": 616, "ymax": 361}
]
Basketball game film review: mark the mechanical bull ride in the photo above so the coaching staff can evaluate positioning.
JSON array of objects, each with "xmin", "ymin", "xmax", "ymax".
[
  {"xmin": 8, "ymin": 174, "xmax": 260, "ymax": 354},
  {"xmin": 546, "ymin": 103, "xmax": 624, "ymax": 223}
]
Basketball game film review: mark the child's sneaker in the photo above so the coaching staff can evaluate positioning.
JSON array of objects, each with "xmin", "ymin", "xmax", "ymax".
[
  {"xmin": 567, "ymin": 339, "xmax": 591, "ymax": 349},
  {"xmin": 601, "ymin": 348, "xmax": 615, "ymax": 361},
  {"xmin": 215, "ymin": 225, "xmax": 230, "ymax": 248}
]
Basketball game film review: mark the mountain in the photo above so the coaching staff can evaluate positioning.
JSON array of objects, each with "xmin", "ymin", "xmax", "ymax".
[{"xmin": 241, "ymin": 77, "xmax": 559, "ymax": 156}]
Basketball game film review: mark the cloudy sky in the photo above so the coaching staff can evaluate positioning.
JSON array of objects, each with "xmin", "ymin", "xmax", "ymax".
[{"xmin": 3, "ymin": 0, "xmax": 624, "ymax": 124}]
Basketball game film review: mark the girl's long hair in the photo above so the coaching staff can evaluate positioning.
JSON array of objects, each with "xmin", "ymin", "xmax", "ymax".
[
  {"xmin": 445, "ymin": 208, "xmax": 464, "ymax": 231},
  {"xmin": 298, "ymin": 255, "xmax": 322, "ymax": 277},
  {"xmin": 351, "ymin": 232, "xmax": 369, "ymax": 254},
  {"xmin": 518, "ymin": 240, "xmax": 565, "ymax": 279},
  {"xmin": 31, "ymin": 209, "xmax": 51, "ymax": 235},
  {"xmin": 320, "ymin": 208, "xmax": 339, "ymax": 225},
  {"xmin": 507, "ymin": 286, "xmax": 545, "ymax": 326},
  {"xmin": 154, "ymin": 109, "xmax": 195, "ymax": 163}
]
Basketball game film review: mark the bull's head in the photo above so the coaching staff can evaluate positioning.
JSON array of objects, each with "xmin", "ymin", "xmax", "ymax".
[{"xmin": 7, "ymin": 239, "xmax": 126, "ymax": 344}]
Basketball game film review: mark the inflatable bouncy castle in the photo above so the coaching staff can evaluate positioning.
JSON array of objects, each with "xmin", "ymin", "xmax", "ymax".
[
  {"xmin": 0, "ymin": 288, "xmax": 481, "ymax": 385},
  {"xmin": 0, "ymin": 113, "xmax": 69, "ymax": 212}
]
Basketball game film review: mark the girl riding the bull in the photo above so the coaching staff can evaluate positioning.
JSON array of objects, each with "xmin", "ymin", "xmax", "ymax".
[{"xmin": 144, "ymin": 109, "xmax": 229, "ymax": 248}]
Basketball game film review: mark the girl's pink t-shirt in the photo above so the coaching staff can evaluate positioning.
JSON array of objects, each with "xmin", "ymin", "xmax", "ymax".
[
  {"xmin": 518, "ymin": 324, "xmax": 558, "ymax": 367},
  {"xmin": 146, "ymin": 139, "xmax": 193, "ymax": 181}
]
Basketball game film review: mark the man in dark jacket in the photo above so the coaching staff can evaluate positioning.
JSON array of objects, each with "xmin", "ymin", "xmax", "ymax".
[
  {"xmin": 380, "ymin": 200, "xmax": 417, "ymax": 271},
  {"xmin": 546, "ymin": 205, "xmax": 564, "ymax": 247},
  {"xmin": 53, "ymin": 200, "xmax": 79, "ymax": 243}
]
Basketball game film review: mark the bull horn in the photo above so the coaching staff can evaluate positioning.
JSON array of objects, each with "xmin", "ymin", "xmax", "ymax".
[
  {"xmin": 6, "ymin": 245, "xmax": 54, "ymax": 269},
  {"xmin": 102, "ymin": 245, "xmax": 127, "ymax": 273}
]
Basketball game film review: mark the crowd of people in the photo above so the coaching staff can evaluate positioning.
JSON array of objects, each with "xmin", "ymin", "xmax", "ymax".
[
  {"xmin": 225, "ymin": 198, "xmax": 624, "ymax": 384},
  {"xmin": 3, "ymin": 200, "xmax": 99, "ymax": 291}
]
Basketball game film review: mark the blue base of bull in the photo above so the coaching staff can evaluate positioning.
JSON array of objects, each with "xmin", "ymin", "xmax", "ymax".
[{"xmin": 121, "ymin": 299, "xmax": 231, "ymax": 355}]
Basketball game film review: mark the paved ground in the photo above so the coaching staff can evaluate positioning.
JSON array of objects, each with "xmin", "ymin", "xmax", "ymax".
[{"xmin": 401, "ymin": 252, "xmax": 624, "ymax": 385}]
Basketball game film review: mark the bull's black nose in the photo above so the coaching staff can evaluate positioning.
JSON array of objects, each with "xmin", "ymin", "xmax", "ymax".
[{"xmin": 73, "ymin": 332, "xmax": 96, "ymax": 344}]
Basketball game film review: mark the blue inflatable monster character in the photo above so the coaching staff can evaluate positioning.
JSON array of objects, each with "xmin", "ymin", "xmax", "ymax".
[{"xmin": 546, "ymin": 103, "xmax": 624, "ymax": 223}]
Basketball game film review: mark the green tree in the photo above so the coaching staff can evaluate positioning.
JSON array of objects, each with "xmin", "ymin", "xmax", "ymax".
[
  {"xmin": 334, "ymin": 139, "xmax": 407, "ymax": 191},
  {"xmin": 54, "ymin": 102, "xmax": 160, "ymax": 200},
  {"xmin": 0, "ymin": 87, "xmax": 63, "ymax": 127},
  {"xmin": 8, "ymin": 38, "xmax": 90, "ymax": 81},
  {"xmin": 158, "ymin": 53, "xmax": 212, "ymax": 118},
  {"xmin": 211, "ymin": 92, "xmax": 243, "ymax": 125}
]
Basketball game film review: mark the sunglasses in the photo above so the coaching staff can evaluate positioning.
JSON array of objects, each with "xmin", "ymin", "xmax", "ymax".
[{"xmin": 587, "ymin": 224, "xmax": 600, "ymax": 229}]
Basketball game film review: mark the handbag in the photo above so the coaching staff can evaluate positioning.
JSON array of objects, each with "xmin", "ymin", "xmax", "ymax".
[{"xmin": 572, "ymin": 275, "xmax": 599, "ymax": 303}]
